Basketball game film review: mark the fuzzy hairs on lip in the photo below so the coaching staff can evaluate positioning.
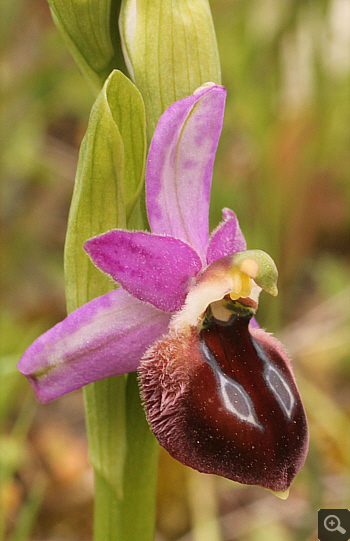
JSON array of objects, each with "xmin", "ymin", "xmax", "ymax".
[{"xmin": 138, "ymin": 307, "xmax": 309, "ymax": 493}]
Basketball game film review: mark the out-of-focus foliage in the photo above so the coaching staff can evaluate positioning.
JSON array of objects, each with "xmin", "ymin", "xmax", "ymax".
[{"xmin": 0, "ymin": 0, "xmax": 349, "ymax": 540}]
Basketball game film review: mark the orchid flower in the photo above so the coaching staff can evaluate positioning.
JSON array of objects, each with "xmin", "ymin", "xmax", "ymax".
[{"xmin": 18, "ymin": 83, "xmax": 308, "ymax": 495}]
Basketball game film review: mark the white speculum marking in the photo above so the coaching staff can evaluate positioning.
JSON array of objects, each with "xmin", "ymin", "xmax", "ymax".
[
  {"xmin": 200, "ymin": 340, "xmax": 263, "ymax": 430},
  {"xmin": 263, "ymin": 364, "xmax": 295, "ymax": 419},
  {"xmin": 252, "ymin": 339, "xmax": 295, "ymax": 420}
]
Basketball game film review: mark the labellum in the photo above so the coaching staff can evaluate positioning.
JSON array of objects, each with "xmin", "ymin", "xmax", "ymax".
[{"xmin": 139, "ymin": 283, "xmax": 309, "ymax": 495}]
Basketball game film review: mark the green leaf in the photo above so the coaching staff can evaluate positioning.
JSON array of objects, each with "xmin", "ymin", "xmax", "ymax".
[
  {"xmin": 64, "ymin": 69, "xmax": 146, "ymax": 312},
  {"xmin": 105, "ymin": 70, "xmax": 147, "ymax": 225},
  {"xmin": 48, "ymin": 0, "xmax": 126, "ymax": 93},
  {"xmin": 120, "ymin": 0, "xmax": 221, "ymax": 134}
]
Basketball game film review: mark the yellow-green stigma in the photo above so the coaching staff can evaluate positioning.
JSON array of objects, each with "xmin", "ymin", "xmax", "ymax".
[{"xmin": 229, "ymin": 268, "xmax": 253, "ymax": 300}]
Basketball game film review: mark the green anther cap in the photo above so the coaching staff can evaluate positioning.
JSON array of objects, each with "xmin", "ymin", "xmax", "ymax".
[{"xmin": 232, "ymin": 250, "xmax": 278, "ymax": 297}]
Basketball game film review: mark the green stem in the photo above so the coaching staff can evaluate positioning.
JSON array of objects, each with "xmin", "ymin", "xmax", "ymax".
[{"xmin": 84, "ymin": 375, "xmax": 159, "ymax": 541}]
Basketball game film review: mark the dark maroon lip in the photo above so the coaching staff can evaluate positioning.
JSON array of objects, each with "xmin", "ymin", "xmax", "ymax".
[
  {"xmin": 193, "ymin": 314, "xmax": 308, "ymax": 490},
  {"xmin": 139, "ymin": 301, "xmax": 308, "ymax": 492}
]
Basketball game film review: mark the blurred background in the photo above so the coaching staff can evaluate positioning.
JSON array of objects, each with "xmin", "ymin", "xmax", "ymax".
[{"xmin": 1, "ymin": 0, "xmax": 349, "ymax": 539}]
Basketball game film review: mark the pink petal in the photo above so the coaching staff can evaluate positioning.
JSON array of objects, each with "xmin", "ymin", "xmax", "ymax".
[
  {"xmin": 146, "ymin": 84, "xmax": 226, "ymax": 263},
  {"xmin": 206, "ymin": 208, "xmax": 246, "ymax": 265},
  {"xmin": 18, "ymin": 289, "xmax": 171, "ymax": 403},
  {"xmin": 84, "ymin": 230, "xmax": 202, "ymax": 312}
]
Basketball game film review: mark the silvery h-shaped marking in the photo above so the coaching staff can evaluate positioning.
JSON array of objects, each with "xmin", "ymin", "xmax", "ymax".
[
  {"xmin": 199, "ymin": 339, "xmax": 263, "ymax": 429},
  {"xmin": 253, "ymin": 339, "xmax": 295, "ymax": 419}
]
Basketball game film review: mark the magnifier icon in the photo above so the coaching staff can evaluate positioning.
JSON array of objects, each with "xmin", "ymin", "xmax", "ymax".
[{"xmin": 324, "ymin": 515, "xmax": 346, "ymax": 534}]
